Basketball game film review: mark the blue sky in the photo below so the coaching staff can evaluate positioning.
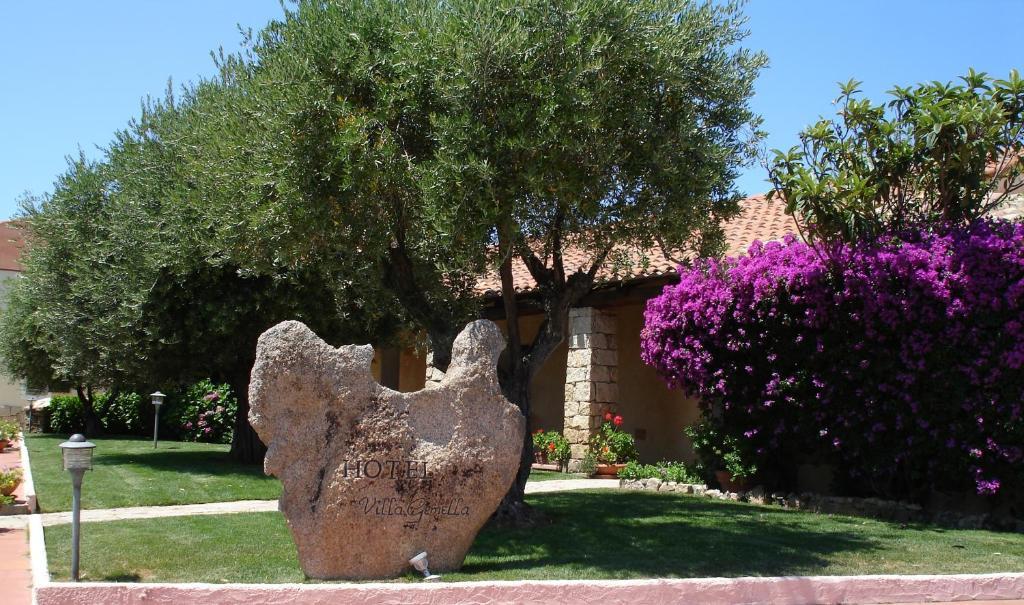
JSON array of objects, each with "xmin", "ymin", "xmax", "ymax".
[{"xmin": 1, "ymin": 1, "xmax": 1021, "ymax": 220}]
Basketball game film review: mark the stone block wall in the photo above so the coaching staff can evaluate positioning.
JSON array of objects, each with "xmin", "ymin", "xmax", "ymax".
[{"xmin": 563, "ymin": 307, "xmax": 618, "ymax": 470}]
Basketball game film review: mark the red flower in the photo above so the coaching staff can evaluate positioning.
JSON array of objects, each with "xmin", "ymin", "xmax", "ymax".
[
  {"xmin": 547, "ymin": 442, "xmax": 556, "ymax": 451},
  {"xmin": 603, "ymin": 411, "xmax": 613, "ymax": 422},
  {"xmin": 613, "ymin": 415, "xmax": 623, "ymax": 427}
]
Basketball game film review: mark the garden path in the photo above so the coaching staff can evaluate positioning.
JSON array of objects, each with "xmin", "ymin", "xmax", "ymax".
[
  {"xmin": 0, "ymin": 527, "xmax": 32, "ymax": 605},
  {"xmin": 0, "ymin": 477, "xmax": 618, "ymax": 529}
]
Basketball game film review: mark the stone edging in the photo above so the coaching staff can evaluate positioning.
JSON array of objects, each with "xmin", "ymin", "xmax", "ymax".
[
  {"xmin": 29, "ymin": 513, "xmax": 49, "ymax": 587},
  {"xmin": 620, "ymin": 478, "xmax": 1024, "ymax": 532},
  {"xmin": 18, "ymin": 432, "xmax": 37, "ymax": 513},
  {"xmin": 33, "ymin": 573, "xmax": 1024, "ymax": 605}
]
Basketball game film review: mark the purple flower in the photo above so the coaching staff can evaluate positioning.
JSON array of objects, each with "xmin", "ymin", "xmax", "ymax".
[{"xmin": 641, "ymin": 219, "xmax": 1024, "ymax": 499}]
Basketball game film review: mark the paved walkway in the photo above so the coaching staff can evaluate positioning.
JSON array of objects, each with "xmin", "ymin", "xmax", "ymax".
[
  {"xmin": 0, "ymin": 527, "xmax": 32, "ymax": 605},
  {"xmin": 0, "ymin": 478, "xmax": 619, "ymax": 529}
]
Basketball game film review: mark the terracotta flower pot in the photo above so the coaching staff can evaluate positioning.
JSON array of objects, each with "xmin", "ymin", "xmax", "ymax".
[
  {"xmin": 0, "ymin": 439, "xmax": 9, "ymax": 452},
  {"xmin": 0, "ymin": 479, "xmax": 20, "ymax": 497},
  {"xmin": 715, "ymin": 470, "xmax": 748, "ymax": 493},
  {"xmin": 594, "ymin": 463, "xmax": 626, "ymax": 477}
]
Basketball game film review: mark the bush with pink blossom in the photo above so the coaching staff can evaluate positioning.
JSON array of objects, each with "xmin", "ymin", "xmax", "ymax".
[
  {"xmin": 174, "ymin": 379, "xmax": 237, "ymax": 444},
  {"xmin": 642, "ymin": 220, "xmax": 1024, "ymax": 501}
]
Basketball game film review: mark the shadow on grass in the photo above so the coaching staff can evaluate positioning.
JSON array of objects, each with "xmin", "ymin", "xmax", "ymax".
[
  {"xmin": 463, "ymin": 490, "xmax": 879, "ymax": 579},
  {"xmin": 102, "ymin": 572, "xmax": 143, "ymax": 582},
  {"xmin": 98, "ymin": 449, "xmax": 267, "ymax": 479}
]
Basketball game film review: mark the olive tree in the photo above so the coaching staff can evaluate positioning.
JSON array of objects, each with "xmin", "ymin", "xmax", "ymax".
[{"xmin": 190, "ymin": 0, "xmax": 765, "ymax": 519}]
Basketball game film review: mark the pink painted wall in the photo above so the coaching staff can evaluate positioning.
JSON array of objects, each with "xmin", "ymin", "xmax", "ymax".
[{"xmin": 36, "ymin": 573, "xmax": 1024, "ymax": 605}]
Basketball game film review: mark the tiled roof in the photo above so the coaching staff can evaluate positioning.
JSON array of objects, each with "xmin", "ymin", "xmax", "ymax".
[
  {"xmin": 475, "ymin": 194, "xmax": 795, "ymax": 295},
  {"xmin": 0, "ymin": 221, "xmax": 25, "ymax": 272}
]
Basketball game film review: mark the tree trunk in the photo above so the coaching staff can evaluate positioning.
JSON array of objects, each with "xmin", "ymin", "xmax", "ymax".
[
  {"xmin": 492, "ymin": 241, "xmax": 599, "ymax": 525},
  {"xmin": 493, "ymin": 370, "xmax": 536, "ymax": 525},
  {"xmin": 76, "ymin": 385, "xmax": 103, "ymax": 438},
  {"xmin": 492, "ymin": 227, "xmax": 542, "ymax": 526},
  {"xmin": 228, "ymin": 360, "xmax": 266, "ymax": 464},
  {"xmin": 383, "ymin": 245, "xmax": 463, "ymax": 374}
]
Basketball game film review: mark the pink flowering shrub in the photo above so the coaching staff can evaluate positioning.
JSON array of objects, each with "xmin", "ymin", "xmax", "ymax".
[
  {"xmin": 174, "ymin": 379, "xmax": 237, "ymax": 444},
  {"xmin": 641, "ymin": 220, "xmax": 1024, "ymax": 500}
]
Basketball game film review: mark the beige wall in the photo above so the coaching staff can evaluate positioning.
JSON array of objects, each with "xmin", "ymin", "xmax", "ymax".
[
  {"xmin": 0, "ymin": 269, "xmax": 26, "ymax": 413},
  {"xmin": 490, "ymin": 316, "xmax": 567, "ymax": 433},
  {"xmin": 398, "ymin": 349, "xmax": 427, "ymax": 393},
  {"xmin": 615, "ymin": 303, "xmax": 702, "ymax": 463},
  {"xmin": 386, "ymin": 305, "xmax": 701, "ymax": 463}
]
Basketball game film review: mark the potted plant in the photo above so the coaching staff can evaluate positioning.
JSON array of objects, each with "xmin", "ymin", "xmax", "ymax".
[
  {"xmin": 685, "ymin": 419, "xmax": 757, "ymax": 492},
  {"xmin": 531, "ymin": 430, "xmax": 571, "ymax": 470},
  {"xmin": 589, "ymin": 412, "xmax": 638, "ymax": 476},
  {"xmin": 0, "ymin": 420, "xmax": 19, "ymax": 451},
  {"xmin": 0, "ymin": 467, "xmax": 23, "ymax": 497}
]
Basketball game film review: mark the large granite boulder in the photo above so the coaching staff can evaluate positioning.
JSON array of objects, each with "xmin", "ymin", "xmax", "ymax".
[{"xmin": 249, "ymin": 319, "xmax": 524, "ymax": 580}]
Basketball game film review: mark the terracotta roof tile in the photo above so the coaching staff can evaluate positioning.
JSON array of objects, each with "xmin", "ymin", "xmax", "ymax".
[
  {"xmin": 0, "ymin": 221, "xmax": 26, "ymax": 272},
  {"xmin": 475, "ymin": 194, "xmax": 795, "ymax": 295}
]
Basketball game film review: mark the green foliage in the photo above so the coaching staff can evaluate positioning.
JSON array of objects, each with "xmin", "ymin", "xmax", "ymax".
[
  {"xmin": 95, "ymin": 392, "xmax": 146, "ymax": 435},
  {"xmin": 46, "ymin": 395, "xmax": 85, "ymax": 435},
  {"xmin": 578, "ymin": 451, "xmax": 598, "ymax": 475},
  {"xmin": 589, "ymin": 418, "xmax": 639, "ymax": 464},
  {"xmin": 618, "ymin": 460, "xmax": 703, "ymax": 483},
  {"xmin": 531, "ymin": 430, "xmax": 570, "ymax": 465},
  {"xmin": 685, "ymin": 419, "xmax": 757, "ymax": 480},
  {"xmin": 769, "ymin": 70, "xmax": 1024, "ymax": 245},
  {"xmin": 0, "ymin": 0, "xmax": 763, "ymax": 469}
]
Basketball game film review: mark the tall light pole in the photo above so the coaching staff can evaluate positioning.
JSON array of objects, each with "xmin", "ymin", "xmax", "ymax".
[
  {"xmin": 150, "ymin": 391, "xmax": 165, "ymax": 449},
  {"xmin": 59, "ymin": 434, "xmax": 96, "ymax": 581}
]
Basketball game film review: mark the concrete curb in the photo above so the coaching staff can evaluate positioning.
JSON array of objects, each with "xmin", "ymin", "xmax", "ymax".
[
  {"xmin": 18, "ymin": 433, "xmax": 37, "ymax": 513},
  {"xmin": 33, "ymin": 572, "xmax": 1024, "ymax": 605},
  {"xmin": 28, "ymin": 514, "xmax": 48, "ymax": 605}
]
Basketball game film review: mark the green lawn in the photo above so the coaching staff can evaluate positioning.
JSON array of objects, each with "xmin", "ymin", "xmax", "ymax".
[
  {"xmin": 27, "ymin": 434, "xmax": 584, "ymax": 512},
  {"xmin": 45, "ymin": 490, "xmax": 1024, "ymax": 583},
  {"xmin": 26, "ymin": 434, "xmax": 281, "ymax": 512},
  {"xmin": 527, "ymin": 469, "xmax": 587, "ymax": 481}
]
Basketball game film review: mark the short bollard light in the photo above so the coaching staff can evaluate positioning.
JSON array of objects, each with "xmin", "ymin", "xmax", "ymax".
[
  {"xmin": 150, "ymin": 391, "xmax": 166, "ymax": 449},
  {"xmin": 409, "ymin": 551, "xmax": 441, "ymax": 581},
  {"xmin": 59, "ymin": 434, "xmax": 96, "ymax": 581}
]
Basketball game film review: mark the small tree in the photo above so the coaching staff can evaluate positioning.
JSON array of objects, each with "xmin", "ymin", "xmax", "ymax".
[
  {"xmin": 0, "ymin": 97, "xmax": 405, "ymax": 446},
  {"xmin": 768, "ymin": 70, "xmax": 1024, "ymax": 246}
]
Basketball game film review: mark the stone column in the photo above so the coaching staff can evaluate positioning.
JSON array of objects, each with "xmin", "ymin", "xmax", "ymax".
[
  {"xmin": 563, "ymin": 307, "xmax": 618, "ymax": 471},
  {"xmin": 423, "ymin": 352, "xmax": 445, "ymax": 387}
]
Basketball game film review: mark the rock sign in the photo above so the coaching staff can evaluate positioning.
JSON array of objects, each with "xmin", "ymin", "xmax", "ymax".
[{"xmin": 249, "ymin": 319, "xmax": 524, "ymax": 579}]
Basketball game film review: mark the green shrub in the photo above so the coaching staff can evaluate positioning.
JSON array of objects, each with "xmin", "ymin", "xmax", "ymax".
[
  {"xmin": 579, "ymin": 451, "xmax": 598, "ymax": 475},
  {"xmin": 46, "ymin": 395, "xmax": 85, "ymax": 434},
  {"xmin": 684, "ymin": 419, "xmax": 757, "ymax": 481},
  {"xmin": 97, "ymin": 392, "xmax": 146, "ymax": 435},
  {"xmin": 164, "ymin": 379, "xmax": 237, "ymax": 444},
  {"xmin": 618, "ymin": 460, "xmax": 704, "ymax": 484}
]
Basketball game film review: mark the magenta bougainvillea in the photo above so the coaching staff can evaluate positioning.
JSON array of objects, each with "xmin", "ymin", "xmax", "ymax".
[{"xmin": 641, "ymin": 220, "xmax": 1024, "ymax": 499}]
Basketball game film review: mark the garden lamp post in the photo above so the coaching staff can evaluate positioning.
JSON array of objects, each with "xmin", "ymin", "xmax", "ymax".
[
  {"xmin": 150, "ymin": 391, "xmax": 165, "ymax": 449},
  {"xmin": 59, "ymin": 434, "xmax": 95, "ymax": 581}
]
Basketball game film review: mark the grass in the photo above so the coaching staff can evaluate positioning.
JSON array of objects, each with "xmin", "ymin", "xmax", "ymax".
[
  {"xmin": 528, "ymin": 469, "xmax": 588, "ymax": 481},
  {"xmin": 44, "ymin": 489, "xmax": 1024, "ymax": 583},
  {"xmin": 26, "ymin": 434, "xmax": 281, "ymax": 512},
  {"xmin": 27, "ymin": 434, "xmax": 584, "ymax": 512}
]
